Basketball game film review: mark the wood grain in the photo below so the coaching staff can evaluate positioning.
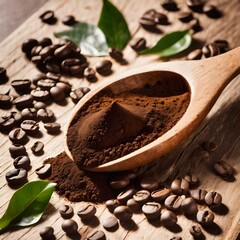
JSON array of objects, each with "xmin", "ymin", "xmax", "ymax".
[{"xmin": 0, "ymin": 0, "xmax": 240, "ymax": 239}]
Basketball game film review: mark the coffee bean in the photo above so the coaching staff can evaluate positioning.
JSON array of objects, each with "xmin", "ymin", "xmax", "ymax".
[
  {"xmin": 130, "ymin": 38, "xmax": 147, "ymax": 52},
  {"xmin": 11, "ymin": 79, "xmax": 31, "ymax": 92},
  {"xmin": 108, "ymin": 48, "xmax": 124, "ymax": 62},
  {"xmin": 0, "ymin": 94, "xmax": 12, "ymax": 109},
  {"xmin": 21, "ymin": 120, "xmax": 39, "ymax": 134},
  {"xmin": 39, "ymin": 37, "xmax": 53, "ymax": 47},
  {"xmin": 197, "ymin": 210, "xmax": 214, "ymax": 225},
  {"xmin": 13, "ymin": 94, "xmax": 34, "ymax": 109},
  {"xmin": 186, "ymin": 0, "xmax": 205, "ymax": 12},
  {"xmin": 61, "ymin": 58, "xmax": 87, "ymax": 75},
  {"xmin": 5, "ymin": 111, "xmax": 22, "ymax": 124},
  {"xmin": 114, "ymin": 206, "xmax": 133, "ymax": 221},
  {"xmin": 170, "ymin": 237, "xmax": 182, "ymax": 240},
  {"xmin": 39, "ymin": 226, "xmax": 54, "ymax": 240},
  {"xmin": 187, "ymin": 49, "xmax": 203, "ymax": 60},
  {"xmin": 189, "ymin": 18, "xmax": 202, "ymax": 33},
  {"xmin": 139, "ymin": 10, "xmax": 156, "ymax": 30},
  {"xmin": 117, "ymin": 188, "xmax": 136, "ymax": 204},
  {"xmin": 39, "ymin": 46, "xmax": 55, "ymax": 60},
  {"xmin": 34, "ymin": 101, "xmax": 47, "ymax": 110},
  {"xmin": 56, "ymin": 81, "xmax": 72, "ymax": 96},
  {"xmin": 0, "ymin": 67, "xmax": 8, "ymax": 83},
  {"xmin": 184, "ymin": 173, "xmax": 199, "ymax": 186},
  {"xmin": 105, "ymin": 199, "xmax": 120, "ymax": 213},
  {"xmin": 0, "ymin": 117, "xmax": 14, "ymax": 132},
  {"xmin": 31, "ymin": 141, "xmax": 44, "ymax": 154},
  {"xmin": 6, "ymin": 168, "xmax": 28, "ymax": 187},
  {"xmin": 161, "ymin": 210, "xmax": 178, "ymax": 227},
  {"xmin": 214, "ymin": 39, "xmax": 229, "ymax": 53},
  {"xmin": 191, "ymin": 189, "xmax": 207, "ymax": 203},
  {"xmin": 95, "ymin": 60, "xmax": 112, "ymax": 75},
  {"xmin": 189, "ymin": 224, "xmax": 202, "ymax": 238},
  {"xmin": 31, "ymin": 45, "xmax": 43, "ymax": 57},
  {"xmin": 177, "ymin": 11, "xmax": 193, "ymax": 23},
  {"xmin": 151, "ymin": 188, "xmax": 171, "ymax": 202},
  {"xmin": 70, "ymin": 87, "xmax": 90, "ymax": 104},
  {"xmin": 44, "ymin": 122, "xmax": 61, "ymax": 133},
  {"xmin": 46, "ymin": 72, "xmax": 61, "ymax": 81},
  {"xmin": 22, "ymin": 39, "xmax": 38, "ymax": 55},
  {"xmin": 84, "ymin": 67, "xmax": 97, "ymax": 82},
  {"xmin": 142, "ymin": 202, "xmax": 161, "ymax": 219},
  {"xmin": 202, "ymin": 43, "xmax": 220, "ymax": 58},
  {"xmin": 87, "ymin": 230, "xmax": 106, "ymax": 240},
  {"xmin": 9, "ymin": 128, "xmax": 27, "ymax": 144},
  {"xmin": 45, "ymin": 62, "xmax": 61, "ymax": 74},
  {"xmin": 77, "ymin": 204, "xmax": 96, "ymax": 220},
  {"xmin": 140, "ymin": 176, "xmax": 159, "ymax": 191},
  {"xmin": 13, "ymin": 155, "xmax": 31, "ymax": 170},
  {"xmin": 181, "ymin": 197, "xmax": 198, "ymax": 215},
  {"xmin": 127, "ymin": 198, "xmax": 141, "ymax": 212},
  {"xmin": 59, "ymin": 204, "xmax": 74, "ymax": 219},
  {"xmin": 21, "ymin": 108, "xmax": 37, "ymax": 120},
  {"xmin": 37, "ymin": 108, "xmax": 54, "ymax": 122},
  {"xmin": 50, "ymin": 86, "xmax": 65, "ymax": 102},
  {"xmin": 203, "ymin": 4, "xmax": 221, "ymax": 18},
  {"xmin": 133, "ymin": 190, "xmax": 151, "ymax": 205},
  {"xmin": 205, "ymin": 191, "xmax": 222, "ymax": 207},
  {"xmin": 109, "ymin": 176, "xmax": 130, "ymax": 190},
  {"xmin": 164, "ymin": 195, "xmax": 183, "ymax": 211},
  {"xmin": 40, "ymin": 10, "xmax": 57, "ymax": 24},
  {"xmin": 9, "ymin": 144, "xmax": 26, "ymax": 158},
  {"xmin": 102, "ymin": 216, "xmax": 118, "ymax": 231},
  {"xmin": 171, "ymin": 178, "xmax": 189, "ymax": 195},
  {"xmin": 213, "ymin": 160, "xmax": 234, "ymax": 180},
  {"xmin": 161, "ymin": 0, "xmax": 178, "ymax": 11},
  {"xmin": 62, "ymin": 15, "xmax": 77, "ymax": 25},
  {"xmin": 155, "ymin": 12, "xmax": 168, "ymax": 25},
  {"xmin": 61, "ymin": 219, "xmax": 78, "ymax": 234},
  {"xmin": 32, "ymin": 55, "xmax": 43, "ymax": 64},
  {"xmin": 35, "ymin": 163, "xmax": 52, "ymax": 179},
  {"xmin": 31, "ymin": 89, "xmax": 50, "ymax": 101},
  {"xmin": 32, "ymin": 72, "xmax": 47, "ymax": 86}
]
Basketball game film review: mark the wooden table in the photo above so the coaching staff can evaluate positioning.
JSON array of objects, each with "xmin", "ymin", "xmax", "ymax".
[{"xmin": 0, "ymin": 0, "xmax": 239, "ymax": 239}]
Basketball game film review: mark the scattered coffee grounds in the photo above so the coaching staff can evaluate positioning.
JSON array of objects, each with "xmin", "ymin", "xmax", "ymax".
[
  {"xmin": 67, "ymin": 83, "xmax": 190, "ymax": 168},
  {"xmin": 46, "ymin": 152, "xmax": 114, "ymax": 202}
]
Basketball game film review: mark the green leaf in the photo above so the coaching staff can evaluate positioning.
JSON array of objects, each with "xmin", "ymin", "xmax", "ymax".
[
  {"xmin": 141, "ymin": 30, "xmax": 192, "ymax": 57},
  {"xmin": 55, "ymin": 22, "xmax": 109, "ymax": 56},
  {"xmin": 0, "ymin": 181, "xmax": 56, "ymax": 230},
  {"xmin": 98, "ymin": 0, "xmax": 131, "ymax": 50}
]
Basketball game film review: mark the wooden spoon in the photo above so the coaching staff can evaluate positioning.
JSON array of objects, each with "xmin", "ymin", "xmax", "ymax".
[{"xmin": 64, "ymin": 47, "xmax": 240, "ymax": 172}]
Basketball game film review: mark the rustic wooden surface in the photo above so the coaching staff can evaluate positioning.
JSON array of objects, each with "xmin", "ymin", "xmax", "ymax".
[{"xmin": 0, "ymin": 0, "xmax": 239, "ymax": 239}]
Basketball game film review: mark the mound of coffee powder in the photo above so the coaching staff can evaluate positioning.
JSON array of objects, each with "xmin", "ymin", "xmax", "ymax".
[{"xmin": 67, "ymin": 82, "xmax": 190, "ymax": 168}]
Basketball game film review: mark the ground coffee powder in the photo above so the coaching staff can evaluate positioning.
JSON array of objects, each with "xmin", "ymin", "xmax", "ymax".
[{"xmin": 67, "ymin": 81, "xmax": 190, "ymax": 168}]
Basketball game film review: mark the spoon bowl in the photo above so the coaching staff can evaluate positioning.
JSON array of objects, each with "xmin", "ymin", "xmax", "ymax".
[{"xmin": 64, "ymin": 47, "xmax": 240, "ymax": 172}]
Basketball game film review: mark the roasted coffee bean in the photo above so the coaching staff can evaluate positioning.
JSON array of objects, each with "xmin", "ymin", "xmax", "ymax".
[
  {"xmin": 161, "ymin": 0, "xmax": 178, "ymax": 11},
  {"xmin": 202, "ymin": 43, "xmax": 220, "ymax": 58},
  {"xmin": 22, "ymin": 38, "xmax": 38, "ymax": 54},
  {"xmin": 13, "ymin": 94, "xmax": 34, "ymax": 109},
  {"xmin": 0, "ymin": 94, "xmax": 12, "ymax": 108},
  {"xmin": 0, "ymin": 117, "xmax": 15, "ymax": 132},
  {"xmin": 11, "ymin": 79, "xmax": 31, "ymax": 92},
  {"xmin": 130, "ymin": 38, "xmax": 147, "ymax": 52},
  {"xmin": 127, "ymin": 198, "xmax": 141, "ymax": 212},
  {"xmin": 35, "ymin": 163, "xmax": 52, "ymax": 179},
  {"xmin": 189, "ymin": 18, "xmax": 202, "ymax": 33},
  {"xmin": 140, "ymin": 176, "xmax": 159, "ymax": 191},
  {"xmin": 5, "ymin": 111, "xmax": 22, "ymax": 123},
  {"xmin": 37, "ymin": 108, "xmax": 54, "ymax": 122},
  {"xmin": 164, "ymin": 195, "xmax": 184, "ymax": 211},
  {"xmin": 61, "ymin": 219, "xmax": 78, "ymax": 234},
  {"xmin": 38, "ymin": 37, "xmax": 52, "ymax": 47},
  {"xmin": 56, "ymin": 81, "xmax": 72, "ymax": 96},
  {"xmin": 32, "ymin": 55, "xmax": 43, "ymax": 64},
  {"xmin": 84, "ymin": 67, "xmax": 97, "ymax": 82},
  {"xmin": 184, "ymin": 173, "xmax": 199, "ymax": 186},
  {"xmin": 133, "ymin": 190, "xmax": 151, "ymax": 205},
  {"xmin": 171, "ymin": 178, "xmax": 189, "ymax": 195},
  {"xmin": 39, "ymin": 46, "xmax": 55, "ymax": 59},
  {"xmin": 77, "ymin": 204, "xmax": 96, "ymax": 219},
  {"xmin": 102, "ymin": 216, "xmax": 118, "ymax": 231},
  {"xmin": 191, "ymin": 189, "xmax": 207, "ymax": 203},
  {"xmin": 197, "ymin": 210, "xmax": 214, "ymax": 225},
  {"xmin": 32, "ymin": 72, "xmax": 47, "ymax": 86},
  {"xmin": 9, "ymin": 144, "xmax": 26, "ymax": 158},
  {"xmin": 44, "ymin": 122, "xmax": 61, "ymax": 133},
  {"xmin": 70, "ymin": 87, "xmax": 90, "ymax": 104},
  {"xmin": 108, "ymin": 48, "xmax": 124, "ymax": 62},
  {"xmin": 87, "ymin": 230, "xmax": 106, "ymax": 240},
  {"xmin": 187, "ymin": 49, "xmax": 202, "ymax": 60},
  {"xmin": 190, "ymin": 224, "xmax": 202, "ymax": 238},
  {"xmin": 106, "ymin": 199, "xmax": 120, "ymax": 213},
  {"xmin": 9, "ymin": 128, "xmax": 27, "ymax": 144},
  {"xmin": 46, "ymin": 72, "xmax": 61, "ymax": 81},
  {"xmin": 186, "ymin": 0, "xmax": 205, "ymax": 12},
  {"xmin": 6, "ymin": 168, "xmax": 27, "ymax": 187},
  {"xmin": 95, "ymin": 60, "xmax": 112, "ymax": 75},
  {"xmin": 109, "ymin": 176, "xmax": 130, "ymax": 190},
  {"xmin": 205, "ymin": 191, "xmax": 222, "ymax": 207},
  {"xmin": 45, "ymin": 62, "xmax": 61, "ymax": 74},
  {"xmin": 0, "ymin": 67, "xmax": 8, "ymax": 83},
  {"xmin": 117, "ymin": 188, "xmax": 136, "ymax": 204},
  {"xmin": 31, "ymin": 89, "xmax": 50, "ymax": 101},
  {"xmin": 214, "ymin": 39, "xmax": 229, "ymax": 53},
  {"xmin": 161, "ymin": 210, "xmax": 178, "ymax": 227},
  {"xmin": 21, "ymin": 108, "xmax": 37, "ymax": 120},
  {"xmin": 31, "ymin": 141, "xmax": 44, "ymax": 154},
  {"xmin": 50, "ymin": 86, "xmax": 65, "ymax": 101},
  {"xmin": 213, "ymin": 160, "xmax": 234, "ymax": 180},
  {"xmin": 203, "ymin": 4, "xmax": 221, "ymax": 18},
  {"xmin": 61, "ymin": 58, "xmax": 87, "ymax": 75},
  {"xmin": 31, "ymin": 45, "xmax": 43, "ymax": 57},
  {"xmin": 39, "ymin": 226, "xmax": 54, "ymax": 240},
  {"xmin": 114, "ymin": 206, "xmax": 133, "ymax": 221},
  {"xmin": 139, "ymin": 10, "xmax": 156, "ymax": 30},
  {"xmin": 62, "ymin": 15, "xmax": 77, "ymax": 25},
  {"xmin": 151, "ymin": 188, "xmax": 171, "ymax": 202},
  {"xmin": 181, "ymin": 197, "xmax": 198, "ymax": 215},
  {"xmin": 54, "ymin": 43, "xmax": 74, "ymax": 59},
  {"xmin": 40, "ymin": 10, "xmax": 57, "ymax": 24},
  {"xmin": 59, "ymin": 204, "xmax": 74, "ymax": 219},
  {"xmin": 21, "ymin": 120, "xmax": 39, "ymax": 134},
  {"xmin": 177, "ymin": 11, "xmax": 193, "ymax": 23},
  {"xmin": 142, "ymin": 202, "xmax": 161, "ymax": 219},
  {"xmin": 34, "ymin": 101, "xmax": 47, "ymax": 110},
  {"xmin": 154, "ymin": 12, "xmax": 168, "ymax": 25},
  {"xmin": 13, "ymin": 155, "xmax": 31, "ymax": 170}
]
